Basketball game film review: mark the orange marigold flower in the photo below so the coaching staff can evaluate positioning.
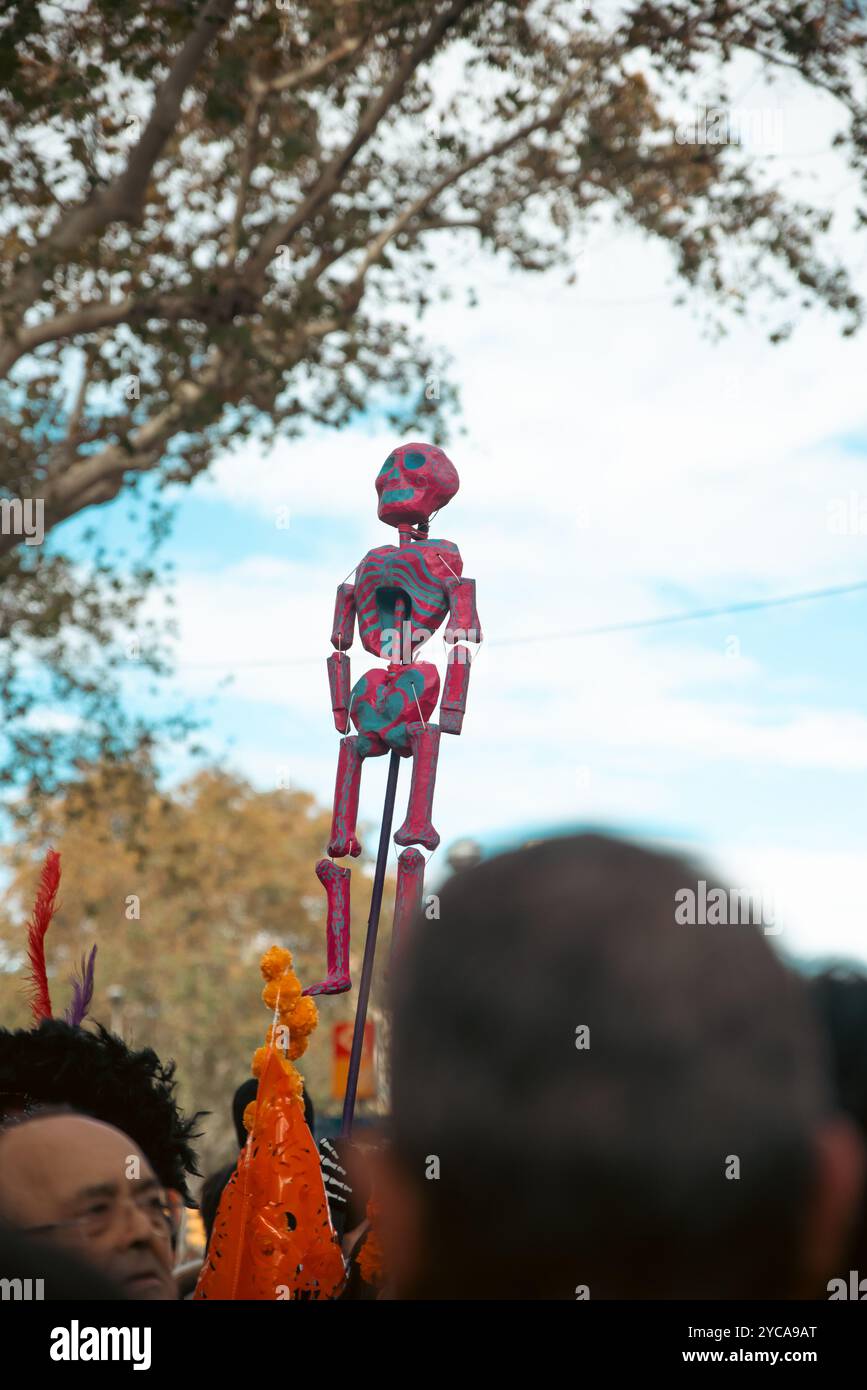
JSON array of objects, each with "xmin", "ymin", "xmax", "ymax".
[
  {"xmin": 283, "ymin": 1064, "xmax": 304, "ymax": 1102},
  {"xmin": 283, "ymin": 995, "xmax": 318, "ymax": 1036},
  {"xmin": 263, "ymin": 975, "xmax": 302, "ymax": 1012},
  {"xmin": 260, "ymin": 945, "xmax": 293, "ymax": 981},
  {"xmin": 242, "ymin": 1099, "xmax": 257, "ymax": 1133}
]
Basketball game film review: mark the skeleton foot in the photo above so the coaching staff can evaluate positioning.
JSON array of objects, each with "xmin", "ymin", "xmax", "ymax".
[{"xmin": 303, "ymin": 859, "xmax": 352, "ymax": 996}]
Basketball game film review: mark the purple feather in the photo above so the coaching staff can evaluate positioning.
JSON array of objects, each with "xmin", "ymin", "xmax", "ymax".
[{"xmin": 65, "ymin": 945, "xmax": 97, "ymax": 1027}]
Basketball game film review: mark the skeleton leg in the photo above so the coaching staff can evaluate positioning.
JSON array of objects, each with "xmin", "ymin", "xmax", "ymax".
[
  {"xmin": 390, "ymin": 847, "xmax": 425, "ymax": 968},
  {"xmin": 394, "ymin": 722, "xmax": 441, "ymax": 851},
  {"xmin": 328, "ymin": 735, "xmax": 363, "ymax": 858},
  {"xmin": 303, "ymin": 858, "xmax": 352, "ymax": 996}
]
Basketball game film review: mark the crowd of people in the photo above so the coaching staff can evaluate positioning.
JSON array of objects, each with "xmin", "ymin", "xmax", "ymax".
[{"xmin": 0, "ymin": 832, "xmax": 865, "ymax": 1300}]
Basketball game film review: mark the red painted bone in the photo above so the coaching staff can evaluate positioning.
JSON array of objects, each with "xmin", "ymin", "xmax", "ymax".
[
  {"xmin": 327, "ymin": 651, "xmax": 351, "ymax": 732},
  {"xmin": 444, "ymin": 575, "xmax": 482, "ymax": 645},
  {"xmin": 303, "ymin": 859, "xmax": 351, "ymax": 996},
  {"xmin": 328, "ymin": 736, "xmax": 362, "ymax": 857},
  {"xmin": 330, "ymin": 583, "xmax": 356, "ymax": 650},
  {"xmin": 394, "ymin": 722, "xmax": 441, "ymax": 850},
  {"xmin": 390, "ymin": 847, "xmax": 426, "ymax": 966},
  {"xmin": 441, "ymin": 645, "xmax": 472, "ymax": 735}
]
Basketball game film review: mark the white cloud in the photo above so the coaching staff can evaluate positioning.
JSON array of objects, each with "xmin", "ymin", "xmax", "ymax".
[
  {"xmin": 162, "ymin": 65, "xmax": 867, "ymax": 961},
  {"xmin": 708, "ymin": 845, "xmax": 867, "ymax": 967}
]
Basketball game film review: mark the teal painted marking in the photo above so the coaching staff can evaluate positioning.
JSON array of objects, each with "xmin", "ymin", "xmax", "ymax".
[
  {"xmin": 357, "ymin": 734, "xmax": 373, "ymax": 757},
  {"xmin": 376, "ymin": 595, "xmax": 401, "ymax": 632},
  {"xmin": 392, "ymin": 552, "xmax": 442, "ymax": 596},
  {"xmin": 385, "ymin": 689, "xmax": 410, "ymax": 719},
  {"xmin": 356, "ymin": 702, "xmax": 382, "ymax": 731},
  {"xmin": 380, "ymin": 487, "xmax": 413, "ymax": 504},
  {"xmin": 395, "ymin": 670, "xmax": 423, "ymax": 699},
  {"xmin": 405, "ymin": 451, "xmax": 426, "ymax": 469}
]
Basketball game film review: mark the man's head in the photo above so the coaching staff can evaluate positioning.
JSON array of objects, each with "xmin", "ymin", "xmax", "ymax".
[
  {"xmin": 0, "ymin": 1111, "xmax": 177, "ymax": 1299},
  {"xmin": 385, "ymin": 833, "xmax": 864, "ymax": 1299},
  {"xmin": 0, "ymin": 1019, "xmax": 201, "ymax": 1199}
]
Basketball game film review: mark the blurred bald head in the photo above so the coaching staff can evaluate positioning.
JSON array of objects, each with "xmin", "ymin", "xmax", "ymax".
[{"xmin": 386, "ymin": 833, "xmax": 863, "ymax": 1298}]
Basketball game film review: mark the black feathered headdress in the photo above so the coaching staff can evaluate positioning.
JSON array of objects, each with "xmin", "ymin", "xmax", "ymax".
[{"xmin": 0, "ymin": 1020, "xmax": 201, "ymax": 1199}]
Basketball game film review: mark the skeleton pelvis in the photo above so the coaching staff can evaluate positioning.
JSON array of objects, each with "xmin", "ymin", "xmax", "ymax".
[{"xmin": 350, "ymin": 663, "xmax": 440, "ymax": 756}]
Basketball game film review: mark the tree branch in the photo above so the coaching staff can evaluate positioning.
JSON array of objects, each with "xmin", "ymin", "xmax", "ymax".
[
  {"xmin": 227, "ymin": 92, "xmax": 265, "ymax": 264},
  {"xmin": 749, "ymin": 42, "xmax": 861, "ymax": 116},
  {"xmin": 61, "ymin": 345, "xmax": 97, "ymax": 466},
  {"xmin": 250, "ymin": 35, "xmax": 367, "ymax": 98},
  {"xmin": 0, "ymin": 281, "xmax": 262, "ymax": 378},
  {"xmin": 344, "ymin": 82, "xmax": 584, "ymax": 291},
  {"xmin": 0, "ymin": 296, "xmax": 345, "ymax": 558},
  {"xmin": 0, "ymin": 0, "xmax": 236, "ymax": 334},
  {"xmin": 243, "ymin": 0, "xmax": 477, "ymax": 284},
  {"xmin": 42, "ymin": 353, "xmax": 226, "ymax": 535}
]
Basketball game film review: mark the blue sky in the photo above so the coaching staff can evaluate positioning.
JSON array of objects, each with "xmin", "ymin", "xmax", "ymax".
[{"xmin": 35, "ymin": 54, "xmax": 867, "ymax": 969}]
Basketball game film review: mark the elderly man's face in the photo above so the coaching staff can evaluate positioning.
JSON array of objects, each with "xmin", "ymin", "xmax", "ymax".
[{"xmin": 0, "ymin": 1114, "xmax": 177, "ymax": 1300}]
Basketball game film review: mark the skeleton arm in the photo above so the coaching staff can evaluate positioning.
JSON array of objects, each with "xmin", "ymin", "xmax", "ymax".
[
  {"xmin": 327, "ymin": 583, "xmax": 356, "ymax": 732},
  {"xmin": 441, "ymin": 575, "xmax": 482, "ymax": 735}
]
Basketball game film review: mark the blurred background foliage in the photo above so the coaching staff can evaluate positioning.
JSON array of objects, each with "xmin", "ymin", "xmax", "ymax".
[{"xmin": 0, "ymin": 757, "xmax": 395, "ymax": 1175}]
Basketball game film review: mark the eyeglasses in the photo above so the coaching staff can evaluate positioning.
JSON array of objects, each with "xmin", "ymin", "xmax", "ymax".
[{"xmin": 21, "ymin": 1189, "xmax": 179, "ymax": 1244}]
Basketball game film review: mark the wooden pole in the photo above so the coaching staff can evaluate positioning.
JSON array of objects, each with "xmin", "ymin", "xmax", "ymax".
[{"xmin": 340, "ymin": 748, "xmax": 401, "ymax": 1137}]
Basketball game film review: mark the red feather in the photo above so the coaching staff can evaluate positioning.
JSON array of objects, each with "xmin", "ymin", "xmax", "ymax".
[{"xmin": 26, "ymin": 849, "xmax": 61, "ymax": 1023}]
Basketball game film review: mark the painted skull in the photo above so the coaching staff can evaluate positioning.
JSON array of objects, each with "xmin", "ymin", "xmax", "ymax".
[{"xmin": 375, "ymin": 442, "xmax": 459, "ymax": 526}]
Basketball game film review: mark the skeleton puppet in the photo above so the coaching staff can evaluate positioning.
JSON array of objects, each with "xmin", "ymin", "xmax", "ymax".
[{"xmin": 303, "ymin": 442, "xmax": 481, "ymax": 996}]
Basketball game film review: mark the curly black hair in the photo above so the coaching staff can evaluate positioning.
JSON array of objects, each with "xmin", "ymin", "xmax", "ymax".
[{"xmin": 0, "ymin": 1020, "xmax": 203, "ymax": 1200}]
